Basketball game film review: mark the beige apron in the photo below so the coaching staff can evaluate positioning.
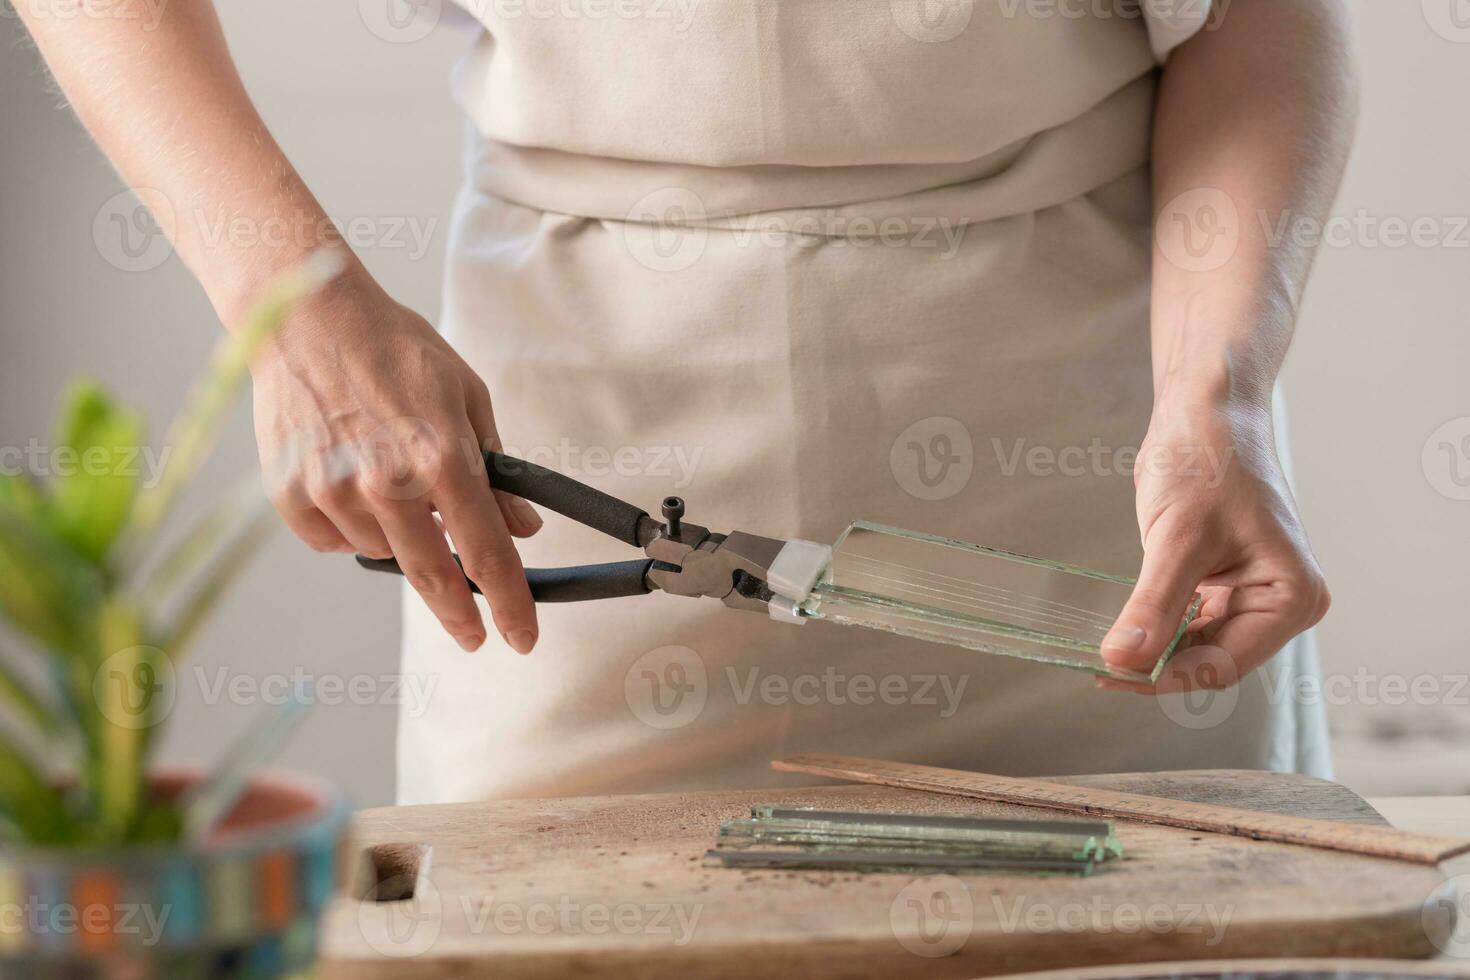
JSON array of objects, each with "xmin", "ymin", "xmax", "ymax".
[{"xmin": 398, "ymin": 0, "xmax": 1330, "ymax": 804}]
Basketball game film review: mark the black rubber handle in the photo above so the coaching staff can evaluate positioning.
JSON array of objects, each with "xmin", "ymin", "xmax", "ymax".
[
  {"xmin": 484, "ymin": 451, "xmax": 647, "ymax": 547},
  {"xmin": 521, "ymin": 560, "xmax": 655, "ymax": 602},
  {"xmin": 356, "ymin": 554, "xmax": 654, "ymax": 603}
]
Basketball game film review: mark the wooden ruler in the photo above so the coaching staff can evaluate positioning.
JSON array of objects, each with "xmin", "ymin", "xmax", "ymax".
[{"xmin": 772, "ymin": 754, "xmax": 1470, "ymax": 865}]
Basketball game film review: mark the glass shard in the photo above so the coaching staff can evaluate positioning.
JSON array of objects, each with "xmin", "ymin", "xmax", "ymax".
[{"xmin": 798, "ymin": 521, "xmax": 1199, "ymax": 683}]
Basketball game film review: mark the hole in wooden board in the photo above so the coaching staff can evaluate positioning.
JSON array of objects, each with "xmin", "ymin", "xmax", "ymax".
[{"xmin": 352, "ymin": 842, "xmax": 434, "ymax": 902}]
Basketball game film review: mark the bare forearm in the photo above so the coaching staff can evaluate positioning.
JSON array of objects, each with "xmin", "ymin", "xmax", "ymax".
[
  {"xmin": 16, "ymin": 2, "xmax": 340, "ymax": 325},
  {"xmin": 1151, "ymin": 0, "xmax": 1358, "ymax": 411},
  {"xmin": 1100, "ymin": 2, "xmax": 1351, "ymax": 686}
]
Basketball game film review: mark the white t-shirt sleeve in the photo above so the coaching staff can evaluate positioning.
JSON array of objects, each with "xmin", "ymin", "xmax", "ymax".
[{"xmin": 1141, "ymin": 0, "xmax": 1213, "ymax": 61}]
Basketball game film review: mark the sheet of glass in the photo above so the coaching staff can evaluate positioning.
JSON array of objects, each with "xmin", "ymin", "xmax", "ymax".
[{"xmin": 798, "ymin": 521, "xmax": 1199, "ymax": 683}]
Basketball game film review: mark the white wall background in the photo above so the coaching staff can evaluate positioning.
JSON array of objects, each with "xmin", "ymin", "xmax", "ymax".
[
  {"xmin": 1279, "ymin": 0, "xmax": 1470, "ymax": 794},
  {"xmin": 0, "ymin": 1, "xmax": 1466, "ymax": 807}
]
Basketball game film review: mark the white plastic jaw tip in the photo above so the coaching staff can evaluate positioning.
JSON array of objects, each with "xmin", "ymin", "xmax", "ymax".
[
  {"xmin": 767, "ymin": 595, "xmax": 806, "ymax": 625},
  {"xmin": 764, "ymin": 539, "xmax": 833, "ymax": 624}
]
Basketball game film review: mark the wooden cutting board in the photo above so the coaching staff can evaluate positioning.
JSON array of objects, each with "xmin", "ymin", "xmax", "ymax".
[
  {"xmin": 1001, "ymin": 958, "xmax": 1470, "ymax": 979},
  {"xmin": 320, "ymin": 770, "xmax": 1457, "ymax": 979}
]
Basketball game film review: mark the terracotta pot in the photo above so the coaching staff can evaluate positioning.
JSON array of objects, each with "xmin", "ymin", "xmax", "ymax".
[{"xmin": 0, "ymin": 768, "xmax": 348, "ymax": 979}]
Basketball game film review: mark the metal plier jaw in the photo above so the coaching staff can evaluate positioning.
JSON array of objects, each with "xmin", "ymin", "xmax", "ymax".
[{"xmin": 640, "ymin": 497, "xmax": 831, "ymax": 621}]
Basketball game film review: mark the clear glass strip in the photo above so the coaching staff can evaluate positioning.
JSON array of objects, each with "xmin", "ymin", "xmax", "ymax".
[{"xmin": 799, "ymin": 521, "xmax": 1199, "ymax": 683}]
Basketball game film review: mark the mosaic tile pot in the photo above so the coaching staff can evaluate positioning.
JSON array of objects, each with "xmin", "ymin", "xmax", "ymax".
[{"xmin": 0, "ymin": 770, "xmax": 349, "ymax": 979}]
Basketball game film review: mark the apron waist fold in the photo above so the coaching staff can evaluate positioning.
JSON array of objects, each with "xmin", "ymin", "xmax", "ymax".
[{"xmin": 469, "ymin": 75, "xmax": 1156, "ymax": 229}]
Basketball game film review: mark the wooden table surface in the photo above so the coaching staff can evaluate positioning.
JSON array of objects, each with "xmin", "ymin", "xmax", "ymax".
[
  {"xmin": 1372, "ymin": 796, "xmax": 1470, "ymax": 966},
  {"xmin": 320, "ymin": 774, "xmax": 1470, "ymax": 978}
]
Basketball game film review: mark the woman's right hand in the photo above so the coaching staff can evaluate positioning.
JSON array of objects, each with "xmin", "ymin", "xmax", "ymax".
[{"xmin": 249, "ymin": 262, "xmax": 543, "ymax": 653}]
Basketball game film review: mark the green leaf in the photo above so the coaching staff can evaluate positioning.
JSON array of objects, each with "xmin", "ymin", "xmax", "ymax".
[
  {"xmin": 0, "ymin": 740, "xmax": 70, "ymax": 844},
  {"xmin": 0, "ymin": 501, "xmax": 102, "ymax": 656},
  {"xmin": 93, "ymin": 601, "xmax": 150, "ymax": 841},
  {"xmin": 0, "ymin": 254, "xmax": 342, "ymax": 847},
  {"xmin": 48, "ymin": 380, "xmax": 145, "ymax": 565},
  {"xmin": 0, "ymin": 472, "xmax": 48, "ymax": 523},
  {"xmin": 0, "ymin": 648, "xmax": 61, "ymax": 737},
  {"xmin": 131, "ymin": 799, "xmax": 184, "ymax": 843}
]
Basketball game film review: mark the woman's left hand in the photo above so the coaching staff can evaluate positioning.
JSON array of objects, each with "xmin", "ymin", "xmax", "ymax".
[{"xmin": 1096, "ymin": 397, "xmax": 1331, "ymax": 693}]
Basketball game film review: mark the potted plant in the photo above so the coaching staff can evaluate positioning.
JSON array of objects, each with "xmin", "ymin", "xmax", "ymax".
[{"xmin": 0, "ymin": 255, "xmax": 349, "ymax": 977}]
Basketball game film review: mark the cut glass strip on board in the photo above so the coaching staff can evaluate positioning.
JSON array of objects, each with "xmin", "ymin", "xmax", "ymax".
[
  {"xmin": 797, "ymin": 521, "xmax": 1200, "ymax": 684},
  {"xmin": 705, "ymin": 806, "xmax": 1124, "ymax": 876},
  {"xmin": 722, "ymin": 808, "xmax": 1121, "ymax": 862},
  {"xmin": 703, "ymin": 850, "xmax": 1098, "ymax": 875}
]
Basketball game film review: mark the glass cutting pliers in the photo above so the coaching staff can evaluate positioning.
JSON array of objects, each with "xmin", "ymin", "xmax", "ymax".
[{"xmin": 356, "ymin": 451, "xmax": 832, "ymax": 623}]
